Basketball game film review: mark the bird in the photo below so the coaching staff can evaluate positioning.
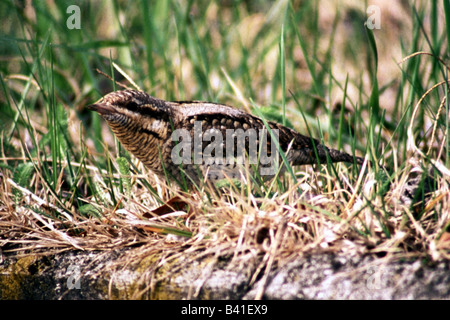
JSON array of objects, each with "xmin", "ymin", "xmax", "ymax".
[{"xmin": 88, "ymin": 90, "xmax": 364, "ymax": 187}]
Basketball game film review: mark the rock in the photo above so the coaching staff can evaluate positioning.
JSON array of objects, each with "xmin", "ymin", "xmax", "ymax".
[{"xmin": 1, "ymin": 249, "xmax": 449, "ymax": 300}]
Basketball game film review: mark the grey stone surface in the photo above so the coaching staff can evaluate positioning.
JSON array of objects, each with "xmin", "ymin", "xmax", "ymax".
[{"xmin": 1, "ymin": 249, "xmax": 449, "ymax": 299}]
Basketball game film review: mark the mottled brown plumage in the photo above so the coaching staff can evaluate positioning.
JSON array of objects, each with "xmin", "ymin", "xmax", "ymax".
[{"xmin": 89, "ymin": 90, "xmax": 363, "ymax": 186}]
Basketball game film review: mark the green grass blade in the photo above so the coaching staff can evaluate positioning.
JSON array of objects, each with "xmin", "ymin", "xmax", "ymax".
[{"xmin": 280, "ymin": 23, "xmax": 286, "ymax": 126}]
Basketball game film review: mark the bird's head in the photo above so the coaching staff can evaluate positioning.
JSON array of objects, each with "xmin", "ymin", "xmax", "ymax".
[{"xmin": 88, "ymin": 90, "xmax": 172, "ymax": 140}]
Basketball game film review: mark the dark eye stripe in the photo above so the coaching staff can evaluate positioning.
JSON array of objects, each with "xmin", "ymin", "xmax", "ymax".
[
  {"xmin": 118, "ymin": 100, "xmax": 170, "ymax": 120},
  {"xmin": 139, "ymin": 127, "xmax": 161, "ymax": 139}
]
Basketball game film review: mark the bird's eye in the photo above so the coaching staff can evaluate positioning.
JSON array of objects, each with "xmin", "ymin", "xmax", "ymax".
[{"xmin": 124, "ymin": 101, "xmax": 139, "ymax": 112}]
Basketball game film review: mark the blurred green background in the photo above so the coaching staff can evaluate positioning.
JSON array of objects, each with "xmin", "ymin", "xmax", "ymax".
[{"xmin": 0, "ymin": 0, "xmax": 448, "ymax": 193}]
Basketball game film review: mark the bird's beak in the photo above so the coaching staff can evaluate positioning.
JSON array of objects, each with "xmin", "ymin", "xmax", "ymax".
[{"xmin": 88, "ymin": 103, "xmax": 116, "ymax": 115}]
